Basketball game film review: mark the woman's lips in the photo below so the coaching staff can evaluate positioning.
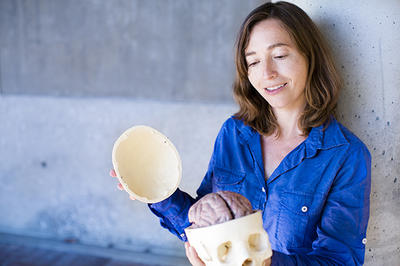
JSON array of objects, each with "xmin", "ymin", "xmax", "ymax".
[{"xmin": 264, "ymin": 83, "xmax": 287, "ymax": 95}]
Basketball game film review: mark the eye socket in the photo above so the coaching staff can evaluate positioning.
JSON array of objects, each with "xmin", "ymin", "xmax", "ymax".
[
  {"xmin": 217, "ymin": 241, "xmax": 232, "ymax": 262},
  {"xmin": 242, "ymin": 259, "xmax": 254, "ymax": 266},
  {"xmin": 248, "ymin": 233, "xmax": 268, "ymax": 252}
]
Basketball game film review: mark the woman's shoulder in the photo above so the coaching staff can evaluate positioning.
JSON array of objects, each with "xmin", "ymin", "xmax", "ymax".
[
  {"xmin": 218, "ymin": 116, "xmax": 256, "ymax": 139},
  {"xmin": 210, "ymin": 116, "xmax": 257, "ymax": 150},
  {"xmin": 221, "ymin": 115, "xmax": 245, "ymax": 130},
  {"xmin": 326, "ymin": 117, "xmax": 371, "ymax": 158}
]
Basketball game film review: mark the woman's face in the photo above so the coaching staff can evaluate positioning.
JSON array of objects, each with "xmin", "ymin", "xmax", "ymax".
[{"xmin": 245, "ymin": 19, "xmax": 308, "ymax": 113}]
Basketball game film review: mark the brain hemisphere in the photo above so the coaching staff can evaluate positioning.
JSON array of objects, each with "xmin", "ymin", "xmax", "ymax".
[{"xmin": 188, "ymin": 191, "xmax": 254, "ymax": 229}]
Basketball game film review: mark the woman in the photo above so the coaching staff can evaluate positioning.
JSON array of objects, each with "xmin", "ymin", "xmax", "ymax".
[{"xmin": 112, "ymin": 1, "xmax": 371, "ymax": 265}]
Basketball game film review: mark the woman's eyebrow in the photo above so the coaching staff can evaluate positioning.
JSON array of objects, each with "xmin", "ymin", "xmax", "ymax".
[
  {"xmin": 245, "ymin": 42, "xmax": 289, "ymax": 57},
  {"xmin": 267, "ymin": 42, "xmax": 289, "ymax": 50}
]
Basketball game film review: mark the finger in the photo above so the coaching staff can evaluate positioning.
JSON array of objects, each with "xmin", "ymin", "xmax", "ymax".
[
  {"xmin": 184, "ymin": 242, "xmax": 194, "ymax": 263},
  {"xmin": 117, "ymin": 183, "xmax": 124, "ymax": 191},
  {"xmin": 185, "ymin": 242, "xmax": 190, "ymax": 257},
  {"xmin": 263, "ymin": 258, "xmax": 272, "ymax": 266},
  {"xmin": 189, "ymin": 248, "xmax": 204, "ymax": 266},
  {"xmin": 186, "ymin": 245, "xmax": 197, "ymax": 265},
  {"xmin": 189, "ymin": 246, "xmax": 198, "ymax": 258},
  {"xmin": 129, "ymin": 195, "xmax": 136, "ymax": 200},
  {"xmin": 110, "ymin": 169, "xmax": 117, "ymax": 177},
  {"xmin": 186, "ymin": 243, "xmax": 205, "ymax": 266}
]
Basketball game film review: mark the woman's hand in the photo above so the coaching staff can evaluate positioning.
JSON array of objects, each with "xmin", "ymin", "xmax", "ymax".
[
  {"xmin": 264, "ymin": 257, "xmax": 272, "ymax": 266},
  {"xmin": 109, "ymin": 169, "xmax": 136, "ymax": 200},
  {"xmin": 185, "ymin": 242, "xmax": 205, "ymax": 266}
]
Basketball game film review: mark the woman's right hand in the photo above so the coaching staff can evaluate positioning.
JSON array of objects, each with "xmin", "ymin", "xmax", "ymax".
[
  {"xmin": 185, "ymin": 242, "xmax": 205, "ymax": 266},
  {"xmin": 109, "ymin": 169, "xmax": 136, "ymax": 200}
]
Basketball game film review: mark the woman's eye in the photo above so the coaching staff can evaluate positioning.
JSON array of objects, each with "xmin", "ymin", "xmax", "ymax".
[
  {"xmin": 274, "ymin": 55, "xmax": 287, "ymax": 59},
  {"xmin": 248, "ymin": 61, "xmax": 259, "ymax": 67}
]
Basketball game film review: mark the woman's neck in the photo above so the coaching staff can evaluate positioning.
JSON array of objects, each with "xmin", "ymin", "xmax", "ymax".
[{"xmin": 273, "ymin": 107, "xmax": 304, "ymax": 140}]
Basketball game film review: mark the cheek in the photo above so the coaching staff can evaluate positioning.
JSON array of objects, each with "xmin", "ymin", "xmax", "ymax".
[
  {"xmin": 289, "ymin": 58, "xmax": 308, "ymax": 85},
  {"xmin": 247, "ymin": 71, "xmax": 259, "ymax": 89}
]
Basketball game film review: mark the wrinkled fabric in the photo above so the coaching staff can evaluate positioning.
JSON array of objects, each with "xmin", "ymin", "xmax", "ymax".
[{"xmin": 148, "ymin": 116, "xmax": 371, "ymax": 265}]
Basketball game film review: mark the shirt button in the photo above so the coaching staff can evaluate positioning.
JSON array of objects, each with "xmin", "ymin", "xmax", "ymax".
[
  {"xmin": 362, "ymin": 238, "xmax": 367, "ymax": 245},
  {"xmin": 180, "ymin": 233, "xmax": 185, "ymax": 238},
  {"xmin": 262, "ymin": 187, "xmax": 266, "ymax": 193},
  {"xmin": 301, "ymin": 206, "xmax": 308, "ymax": 212}
]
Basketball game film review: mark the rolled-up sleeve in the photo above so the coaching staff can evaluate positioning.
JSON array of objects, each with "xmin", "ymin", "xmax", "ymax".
[{"xmin": 148, "ymin": 188, "xmax": 195, "ymax": 241}]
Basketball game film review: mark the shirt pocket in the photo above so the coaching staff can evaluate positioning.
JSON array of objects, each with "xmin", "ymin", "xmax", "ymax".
[
  {"xmin": 276, "ymin": 191, "xmax": 321, "ymax": 249},
  {"xmin": 212, "ymin": 166, "xmax": 246, "ymax": 194}
]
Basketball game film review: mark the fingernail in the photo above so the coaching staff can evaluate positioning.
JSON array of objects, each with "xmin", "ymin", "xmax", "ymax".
[{"xmin": 117, "ymin": 183, "xmax": 123, "ymax": 191}]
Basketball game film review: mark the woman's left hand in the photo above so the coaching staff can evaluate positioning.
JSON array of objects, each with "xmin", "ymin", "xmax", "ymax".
[
  {"xmin": 264, "ymin": 257, "xmax": 272, "ymax": 266},
  {"xmin": 185, "ymin": 242, "xmax": 205, "ymax": 266}
]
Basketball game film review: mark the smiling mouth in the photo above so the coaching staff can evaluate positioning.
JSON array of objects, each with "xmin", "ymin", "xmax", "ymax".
[{"xmin": 265, "ymin": 83, "xmax": 287, "ymax": 91}]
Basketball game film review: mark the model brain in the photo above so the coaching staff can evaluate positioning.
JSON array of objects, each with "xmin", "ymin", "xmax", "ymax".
[{"xmin": 188, "ymin": 191, "xmax": 254, "ymax": 229}]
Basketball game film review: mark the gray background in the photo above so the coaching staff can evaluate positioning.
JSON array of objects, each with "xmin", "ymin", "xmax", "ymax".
[
  {"xmin": 0, "ymin": 0, "xmax": 254, "ymax": 101},
  {"xmin": 1, "ymin": 0, "xmax": 399, "ymax": 265}
]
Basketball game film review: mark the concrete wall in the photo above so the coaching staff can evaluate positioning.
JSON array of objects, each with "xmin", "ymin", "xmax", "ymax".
[
  {"xmin": 0, "ymin": 0, "xmax": 260, "ymax": 102},
  {"xmin": 1, "ymin": 0, "xmax": 399, "ymax": 265},
  {"xmin": 293, "ymin": 1, "xmax": 400, "ymax": 264},
  {"xmin": 0, "ymin": 95, "xmax": 236, "ymax": 260}
]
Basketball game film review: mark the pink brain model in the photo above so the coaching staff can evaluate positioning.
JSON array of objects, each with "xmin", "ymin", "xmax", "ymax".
[{"xmin": 188, "ymin": 191, "xmax": 254, "ymax": 229}]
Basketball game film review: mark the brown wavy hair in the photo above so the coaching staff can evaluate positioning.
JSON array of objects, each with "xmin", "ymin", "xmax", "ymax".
[{"xmin": 233, "ymin": 1, "xmax": 342, "ymax": 136}]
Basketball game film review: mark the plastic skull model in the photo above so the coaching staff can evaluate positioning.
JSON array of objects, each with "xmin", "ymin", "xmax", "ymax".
[{"xmin": 185, "ymin": 211, "xmax": 272, "ymax": 266}]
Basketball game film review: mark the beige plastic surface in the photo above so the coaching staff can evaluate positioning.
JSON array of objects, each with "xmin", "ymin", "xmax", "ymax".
[
  {"xmin": 112, "ymin": 125, "xmax": 182, "ymax": 203},
  {"xmin": 185, "ymin": 211, "xmax": 272, "ymax": 266}
]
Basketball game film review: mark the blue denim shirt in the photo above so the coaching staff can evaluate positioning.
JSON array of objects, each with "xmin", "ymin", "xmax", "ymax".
[{"xmin": 149, "ymin": 116, "xmax": 371, "ymax": 265}]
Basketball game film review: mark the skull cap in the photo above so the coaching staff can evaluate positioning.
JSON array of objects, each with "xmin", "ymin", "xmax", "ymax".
[{"xmin": 112, "ymin": 125, "xmax": 182, "ymax": 203}]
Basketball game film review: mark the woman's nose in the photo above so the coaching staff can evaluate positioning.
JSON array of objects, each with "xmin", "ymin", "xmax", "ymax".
[{"xmin": 262, "ymin": 59, "xmax": 277, "ymax": 79}]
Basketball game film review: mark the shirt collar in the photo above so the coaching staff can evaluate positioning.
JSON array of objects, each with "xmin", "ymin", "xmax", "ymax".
[
  {"xmin": 235, "ymin": 116, "xmax": 349, "ymax": 184},
  {"xmin": 236, "ymin": 116, "xmax": 349, "ymax": 156}
]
